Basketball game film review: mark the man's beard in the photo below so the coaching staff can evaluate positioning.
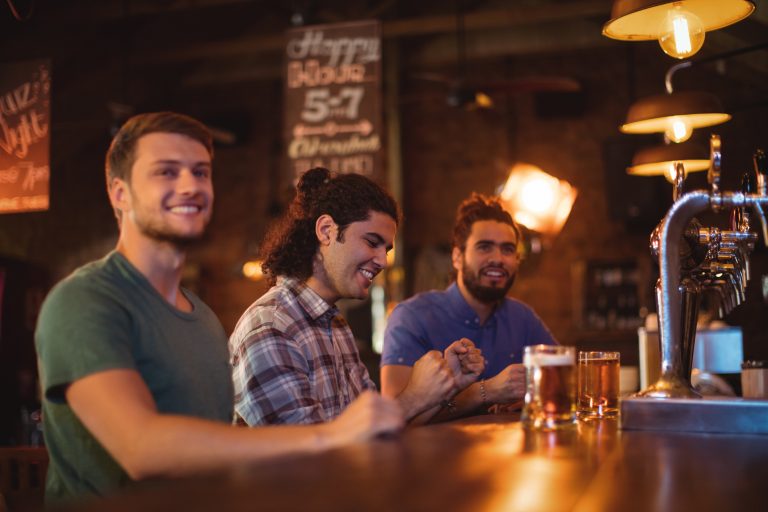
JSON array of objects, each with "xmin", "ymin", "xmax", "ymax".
[
  {"xmin": 133, "ymin": 212, "xmax": 208, "ymax": 249},
  {"xmin": 461, "ymin": 261, "xmax": 515, "ymax": 304},
  {"xmin": 140, "ymin": 225, "xmax": 205, "ymax": 248}
]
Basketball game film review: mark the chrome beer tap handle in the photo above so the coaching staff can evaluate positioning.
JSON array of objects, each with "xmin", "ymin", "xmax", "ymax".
[
  {"xmin": 752, "ymin": 150, "xmax": 768, "ymax": 246},
  {"xmin": 709, "ymin": 134, "xmax": 722, "ymax": 199}
]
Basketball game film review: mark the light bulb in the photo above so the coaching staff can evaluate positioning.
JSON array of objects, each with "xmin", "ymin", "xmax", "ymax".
[
  {"xmin": 665, "ymin": 116, "xmax": 693, "ymax": 143},
  {"xmin": 521, "ymin": 177, "xmax": 556, "ymax": 214},
  {"xmin": 664, "ymin": 164, "xmax": 678, "ymax": 183},
  {"xmin": 658, "ymin": 6, "xmax": 705, "ymax": 59}
]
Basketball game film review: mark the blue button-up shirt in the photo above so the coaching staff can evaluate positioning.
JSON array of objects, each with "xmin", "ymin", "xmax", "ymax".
[{"xmin": 381, "ymin": 283, "xmax": 556, "ymax": 379}]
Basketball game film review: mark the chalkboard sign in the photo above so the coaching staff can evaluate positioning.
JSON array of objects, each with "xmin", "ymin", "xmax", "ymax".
[
  {"xmin": 0, "ymin": 59, "xmax": 51, "ymax": 214},
  {"xmin": 284, "ymin": 20, "xmax": 382, "ymax": 182}
]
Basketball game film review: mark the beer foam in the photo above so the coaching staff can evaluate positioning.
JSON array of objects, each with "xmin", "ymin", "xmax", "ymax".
[{"xmin": 525, "ymin": 352, "xmax": 574, "ymax": 366}]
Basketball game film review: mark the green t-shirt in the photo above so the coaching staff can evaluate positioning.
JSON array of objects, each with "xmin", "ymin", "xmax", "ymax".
[{"xmin": 35, "ymin": 251, "xmax": 234, "ymax": 502}]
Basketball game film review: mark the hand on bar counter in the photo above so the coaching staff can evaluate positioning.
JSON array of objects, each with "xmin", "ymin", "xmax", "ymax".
[{"xmin": 322, "ymin": 391, "xmax": 405, "ymax": 444}]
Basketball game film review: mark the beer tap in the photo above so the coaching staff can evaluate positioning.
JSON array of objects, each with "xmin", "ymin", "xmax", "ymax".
[
  {"xmin": 640, "ymin": 135, "xmax": 768, "ymax": 398},
  {"xmin": 752, "ymin": 149, "xmax": 768, "ymax": 244}
]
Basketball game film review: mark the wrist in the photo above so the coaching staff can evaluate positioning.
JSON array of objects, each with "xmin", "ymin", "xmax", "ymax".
[
  {"xmin": 482, "ymin": 377, "xmax": 499, "ymax": 404},
  {"xmin": 396, "ymin": 388, "xmax": 429, "ymax": 420},
  {"xmin": 314, "ymin": 422, "xmax": 336, "ymax": 452},
  {"xmin": 478, "ymin": 379, "xmax": 489, "ymax": 406}
]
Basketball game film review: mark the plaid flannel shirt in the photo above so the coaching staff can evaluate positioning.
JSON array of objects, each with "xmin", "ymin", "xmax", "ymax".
[{"xmin": 229, "ymin": 276, "xmax": 376, "ymax": 426}]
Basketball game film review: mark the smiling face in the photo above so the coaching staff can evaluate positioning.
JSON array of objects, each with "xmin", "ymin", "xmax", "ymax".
[
  {"xmin": 110, "ymin": 132, "xmax": 213, "ymax": 246},
  {"xmin": 453, "ymin": 219, "xmax": 519, "ymax": 304},
  {"xmin": 311, "ymin": 210, "xmax": 396, "ymax": 304}
]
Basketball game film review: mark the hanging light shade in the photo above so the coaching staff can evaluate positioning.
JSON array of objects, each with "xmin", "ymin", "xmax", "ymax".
[
  {"xmin": 603, "ymin": 0, "xmax": 755, "ymax": 59},
  {"xmin": 620, "ymin": 90, "xmax": 730, "ymax": 142},
  {"xmin": 628, "ymin": 141, "xmax": 709, "ymax": 181}
]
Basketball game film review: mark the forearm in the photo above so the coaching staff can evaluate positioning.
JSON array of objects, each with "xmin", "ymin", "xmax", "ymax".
[
  {"xmin": 395, "ymin": 388, "xmax": 434, "ymax": 422},
  {"xmin": 117, "ymin": 414, "xmax": 331, "ymax": 480},
  {"xmin": 425, "ymin": 381, "xmax": 489, "ymax": 424}
]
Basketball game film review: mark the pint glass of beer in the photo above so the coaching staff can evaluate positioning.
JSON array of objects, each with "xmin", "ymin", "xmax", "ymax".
[
  {"xmin": 577, "ymin": 351, "xmax": 620, "ymax": 419},
  {"xmin": 521, "ymin": 345, "xmax": 576, "ymax": 430}
]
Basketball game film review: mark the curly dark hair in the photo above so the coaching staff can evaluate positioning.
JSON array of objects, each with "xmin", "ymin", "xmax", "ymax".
[
  {"xmin": 260, "ymin": 168, "xmax": 401, "ymax": 284},
  {"xmin": 452, "ymin": 192, "xmax": 522, "ymax": 251}
]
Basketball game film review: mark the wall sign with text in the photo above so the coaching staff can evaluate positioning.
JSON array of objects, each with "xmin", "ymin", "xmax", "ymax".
[
  {"xmin": 0, "ymin": 59, "xmax": 51, "ymax": 214},
  {"xmin": 284, "ymin": 20, "xmax": 382, "ymax": 182}
]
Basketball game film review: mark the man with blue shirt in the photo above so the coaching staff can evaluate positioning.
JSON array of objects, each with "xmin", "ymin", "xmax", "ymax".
[{"xmin": 381, "ymin": 193, "xmax": 556, "ymax": 419}]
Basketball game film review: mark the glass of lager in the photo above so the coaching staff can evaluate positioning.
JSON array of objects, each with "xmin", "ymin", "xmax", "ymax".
[
  {"xmin": 522, "ymin": 345, "xmax": 577, "ymax": 430},
  {"xmin": 577, "ymin": 351, "xmax": 620, "ymax": 419}
]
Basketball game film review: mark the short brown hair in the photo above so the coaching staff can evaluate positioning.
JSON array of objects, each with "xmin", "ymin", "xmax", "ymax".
[
  {"xmin": 105, "ymin": 111, "xmax": 213, "ymax": 187},
  {"xmin": 452, "ymin": 192, "xmax": 521, "ymax": 251}
]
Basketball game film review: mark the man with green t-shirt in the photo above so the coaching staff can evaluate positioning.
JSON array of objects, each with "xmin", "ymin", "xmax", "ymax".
[{"xmin": 34, "ymin": 112, "xmax": 404, "ymax": 503}]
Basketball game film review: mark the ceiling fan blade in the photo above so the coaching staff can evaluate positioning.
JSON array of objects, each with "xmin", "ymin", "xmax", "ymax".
[
  {"xmin": 479, "ymin": 76, "xmax": 581, "ymax": 93},
  {"xmin": 410, "ymin": 72, "xmax": 459, "ymax": 86}
]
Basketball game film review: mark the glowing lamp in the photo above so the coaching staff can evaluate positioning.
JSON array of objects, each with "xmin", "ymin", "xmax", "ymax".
[
  {"xmin": 620, "ymin": 90, "xmax": 730, "ymax": 141},
  {"xmin": 602, "ymin": 0, "xmax": 755, "ymax": 59},
  {"xmin": 500, "ymin": 163, "xmax": 577, "ymax": 236},
  {"xmin": 242, "ymin": 260, "xmax": 265, "ymax": 281},
  {"xmin": 627, "ymin": 141, "xmax": 709, "ymax": 182},
  {"xmin": 659, "ymin": 6, "xmax": 705, "ymax": 59}
]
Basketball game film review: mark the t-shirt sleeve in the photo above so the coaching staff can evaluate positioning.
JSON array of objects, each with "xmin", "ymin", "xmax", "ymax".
[
  {"xmin": 231, "ymin": 324, "xmax": 326, "ymax": 426},
  {"xmin": 35, "ymin": 278, "xmax": 136, "ymax": 404},
  {"xmin": 380, "ymin": 302, "xmax": 431, "ymax": 367}
]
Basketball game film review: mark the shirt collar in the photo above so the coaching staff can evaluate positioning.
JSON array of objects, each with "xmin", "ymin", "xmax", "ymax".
[
  {"xmin": 446, "ymin": 282, "xmax": 498, "ymax": 327},
  {"xmin": 279, "ymin": 276, "xmax": 338, "ymax": 322}
]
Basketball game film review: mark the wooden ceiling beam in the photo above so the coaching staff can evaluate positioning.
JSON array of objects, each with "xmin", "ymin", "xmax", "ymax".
[{"xmin": 141, "ymin": 0, "xmax": 611, "ymax": 63}]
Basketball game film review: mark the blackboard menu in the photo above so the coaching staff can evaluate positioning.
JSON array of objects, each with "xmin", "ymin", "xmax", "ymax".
[
  {"xmin": 0, "ymin": 59, "xmax": 51, "ymax": 214},
  {"xmin": 284, "ymin": 20, "xmax": 382, "ymax": 182}
]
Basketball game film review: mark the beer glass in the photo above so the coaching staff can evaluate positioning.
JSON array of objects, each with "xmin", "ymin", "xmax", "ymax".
[
  {"xmin": 577, "ymin": 351, "xmax": 620, "ymax": 419},
  {"xmin": 521, "ymin": 345, "xmax": 577, "ymax": 430}
]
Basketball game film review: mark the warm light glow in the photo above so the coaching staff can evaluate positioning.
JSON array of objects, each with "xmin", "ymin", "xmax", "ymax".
[
  {"xmin": 386, "ymin": 246, "xmax": 396, "ymax": 267},
  {"xmin": 474, "ymin": 91, "xmax": 493, "ymax": 109},
  {"xmin": 520, "ymin": 178, "xmax": 556, "ymax": 214},
  {"xmin": 664, "ymin": 163, "xmax": 682, "ymax": 183},
  {"xmin": 499, "ymin": 163, "xmax": 577, "ymax": 236},
  {"xmin": 242, "ymin": 260, "xmax": 264, "ymax": 281},
  {"xmin": 628, "ymin": 158, "xmax": 709, "ymax": 178},
  {"xmin": 659, "ymin": 7, "xmax": 705, "ymax": 59},
  {"xmin": 665, "ymin": 116, "xmax": 693, "ymax": 143},
  {"xmin": 672, "ymin": 15, "xmax": 692, "ymax": 54}
]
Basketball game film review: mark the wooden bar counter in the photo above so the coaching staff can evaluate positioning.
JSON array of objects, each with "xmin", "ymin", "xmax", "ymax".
[{"xmin": 64, "ymin": 415, "xmax": 768, "ymax": 512}]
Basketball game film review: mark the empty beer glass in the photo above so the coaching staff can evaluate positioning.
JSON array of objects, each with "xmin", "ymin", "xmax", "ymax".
[
  {"xmin": 577, "ymin": 351, "xmax": 620, "ymax": 419},
  {"xmin": 522, "ymin": 345, "xmax": 577, "ymax": 430}
]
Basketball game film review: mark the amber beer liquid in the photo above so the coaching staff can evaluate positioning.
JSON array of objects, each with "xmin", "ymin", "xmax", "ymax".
[
  {"xmin": 522, "ymin": 345, "xmax": 576, "ymax": 430},
  {"xmin": 577, "ymin": 352, "xmax": 620, "ymax": 419}
]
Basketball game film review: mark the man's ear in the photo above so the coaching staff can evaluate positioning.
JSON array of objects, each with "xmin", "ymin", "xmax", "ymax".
[
  {"xmin": 108, "ymin": 177, "xmax": 130, "ymax": 213},
  {"xmin": 315, "ymin": 214, "xmax": 336, "ymax": 246},
  {"xmin": 451, "ymin": 246, "xmax": 463, "ymax": 273}
]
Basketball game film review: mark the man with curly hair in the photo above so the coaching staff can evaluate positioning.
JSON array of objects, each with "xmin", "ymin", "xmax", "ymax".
[
  {"xmin": 229, "ymin": 168, "xmax": 484, "ymax": 426},
  {"xmin": 380, "ymin": 193, "xmax": 556, "ymax": 419}
]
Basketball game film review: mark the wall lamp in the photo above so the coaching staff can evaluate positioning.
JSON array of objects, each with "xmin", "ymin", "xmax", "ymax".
[
  {"xmin": 499, "ymin": 163, "xmax": 577, "ymax": 236},
  {"xmin": 602, "ymin": 0, "xmax": 755, "ymax": 59}
]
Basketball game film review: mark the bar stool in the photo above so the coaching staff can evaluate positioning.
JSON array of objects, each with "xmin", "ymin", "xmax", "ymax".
[{"xmin": 0, "ymin": 447, "xmax": 48, "ymax": 511}]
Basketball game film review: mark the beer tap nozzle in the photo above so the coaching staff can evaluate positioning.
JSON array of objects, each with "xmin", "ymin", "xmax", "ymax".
[{"xmin": 752, "ymin": 149, "xmax": 768, "ymax": 246}]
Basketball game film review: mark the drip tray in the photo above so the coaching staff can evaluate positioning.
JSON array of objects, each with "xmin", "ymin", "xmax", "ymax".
[{"xmin": 620, "ymin": 396, "xmax": 768, "ymax": 435}]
